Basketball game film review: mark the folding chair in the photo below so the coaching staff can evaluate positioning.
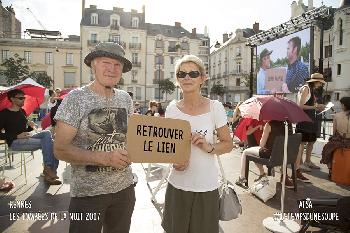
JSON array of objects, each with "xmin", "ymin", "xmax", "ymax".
[
  {"xmin": 143, "ymin": 163, "xmax": 171, "ymax": 203},
  {"xmin": 245, "ymin": 134, "xmax": 301, "ymax": 191},
  {"xmin": 6, "ymin": 149, "xmax": 35, "ymax": 184}
]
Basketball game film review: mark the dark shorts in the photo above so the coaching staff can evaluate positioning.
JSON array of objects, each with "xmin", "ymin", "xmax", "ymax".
[
  {"xmin": 162, "ymin": 183, "xmax": 219, "ymax": 233},
  {"xmin": 68, "ymin": 185, "xmax": 135, "ymax": 233},
  {"xmin": 296, "ymin": 129, "xmax": 317, "ymax": 142}
]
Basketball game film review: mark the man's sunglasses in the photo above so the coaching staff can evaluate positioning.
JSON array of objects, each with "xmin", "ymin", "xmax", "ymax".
[
  {"xmin": 14, "ymin": 96, "xmax": 26, "ymax": 100},
  {"xmin": 176, "ymin": 71, "xmax": 201, "ymax": 79}
]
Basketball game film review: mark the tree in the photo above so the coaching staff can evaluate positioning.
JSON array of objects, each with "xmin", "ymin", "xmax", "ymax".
[
  {"xmin": 159, "ymin": 79, "xmax": 176, "ymax": 101},
  {"xmin": 0, "ymin": 53, "xmax": 30, "ymax": 85},
  {"xmin": 300, "ymin": 42, "xmax": 310, "ymax": 63},
  {"xmin": 210, "ymin": 83, "xmax": 225, "ymax": 99},
  {"xmin": 240, "ymin": 73, "xmax": 256, "ymax": 96},
  {"xmin": 30, "ymin": 72, "xmax": 53, "ymax": 88}
]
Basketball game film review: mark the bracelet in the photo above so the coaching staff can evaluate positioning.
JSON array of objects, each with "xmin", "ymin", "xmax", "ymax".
[{"xmin": 207, "ymin": 143, "xmax": 215, "ymax": 153}]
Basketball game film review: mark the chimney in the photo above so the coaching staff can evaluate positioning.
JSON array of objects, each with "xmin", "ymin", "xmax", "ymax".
[
  {"xmin": 308, "ymin": 0, "xmax": 313, "ymax": 10},
  {"xmin": 82, "ymin": 0, "xmax": 85, "ymax": 17},
  {"xmin": 223, "ymin": 33, "xmax": 228, "ymax": 43},
  {"xmin": 253, "ymin": 22, "xmax": 259, "ymax": 34},
  {"xmin": 192, "ymin": 28, "xmax": 196, "ymax": 37},
  {"xmin": 175, "ymin": 22, "xmax": 181, "ymax": 28}
]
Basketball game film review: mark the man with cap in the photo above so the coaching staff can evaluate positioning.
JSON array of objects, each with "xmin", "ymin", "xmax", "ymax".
[
  {"xmin": 54, "ymin": 42, "xmax": 135, "ymax": 233},
  {"xmin": 257, "ymin": 48, "xmax": 272, "ymax": 94},
  {"xmin": 295, "ymin": 73, "xmax": 326, "ymax": 183},
  {"xmin": 285, "ymin": 36, "xmax": 309, "ymax": 93}
]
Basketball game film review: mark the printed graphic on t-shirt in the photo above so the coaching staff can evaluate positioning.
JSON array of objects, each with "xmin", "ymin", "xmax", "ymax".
[{"xmin": 85, "ymin": 107, "xmax": 127, "ymax": 172}]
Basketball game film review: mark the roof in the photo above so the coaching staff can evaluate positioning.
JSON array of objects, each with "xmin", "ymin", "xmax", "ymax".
[
  {"xmin": 146, "ymin": 23, "xmax": 190, "ymax": 38},
  {"xmin": 81, "ymin": 7, "xmax": 146, "ymax": 29}
]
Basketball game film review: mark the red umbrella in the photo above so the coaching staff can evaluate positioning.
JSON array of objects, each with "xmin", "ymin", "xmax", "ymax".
[
  {"xmin": 239, "ymin": 95, "xmax": 311, "ymax": 230},
  {"xmin": 239, "ymin": 95, "xmax": 312, "ymax": 123},
  {"xmin": 0, "ymin": 78, "xmax": 46, "ymax": 116},
  {"xmin": 234, "ymin": 118, "xmax": 253, "ymax": 141}
]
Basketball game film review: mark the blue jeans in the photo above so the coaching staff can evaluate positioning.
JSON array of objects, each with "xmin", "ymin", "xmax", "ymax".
[{"xmin": 10, "ymin": 130, "xmax": 59, "ymax": 171}]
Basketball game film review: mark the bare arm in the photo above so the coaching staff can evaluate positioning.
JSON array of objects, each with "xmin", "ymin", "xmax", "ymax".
[
  {"xmin": 191, "ymin": 124, "xmax": 233, "ymax": 156},
  {"xmin": 246, "ymin": 125, "xmax": 262, "ymax": 135},
  {"xmin": 259, "ymin": 123, "xmax": 271, "ymax": 147},
  {"xmin": 54, "ymin": 121, "xmax": 130, "ymax": 169}
]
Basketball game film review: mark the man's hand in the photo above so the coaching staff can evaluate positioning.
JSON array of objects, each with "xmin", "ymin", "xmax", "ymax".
[
  {"xmin": 17, "ymin": 132, "xmax": 30, "ymax": 139},
  {"xmin": 27, "ymin": 121, "xmax": 37, "ymax": 129},
  {"xmin": 106, "ymin": 149, "xmax": 131, "ymax": 169}
]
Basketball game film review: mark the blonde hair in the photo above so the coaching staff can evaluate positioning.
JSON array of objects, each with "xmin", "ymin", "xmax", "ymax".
[
  {"xmin": 175, "ymin": 55, "xmax": 206, "ymax": 77},
  {"xmin": 149, "ymin": 100, "xmax": 158, "ymax": 108}
]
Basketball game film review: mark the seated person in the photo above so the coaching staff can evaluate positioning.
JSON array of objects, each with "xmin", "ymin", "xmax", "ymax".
[
  {"xmin": 246, "ymin": 119, "xmax": 265, "ymax": 148},
  {"xmin": 235, "ymin": 120, "xmax": 293, "ymax": 188},
  {"xmin": 0, "ymin": 89, "xmax": 61, "ymax": 185},
  {"xmin": 321, "ymin": 97, "xmax": 350, "ymax": 177}
]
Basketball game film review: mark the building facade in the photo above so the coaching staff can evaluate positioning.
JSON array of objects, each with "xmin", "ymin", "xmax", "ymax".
[
  {"xmin": 292, "ymin": 0, "xmax": 350, "ymax": 101},
  {"xmin": 0, "ymin": 2, "xmax": 21, "ymax": 39},
  {"xmin": 81, "ymin": 5, "xmax": 210, "ymax": 105},
  {"xmin": 0, "ymin": 33, "xmax": 81, "ymax": 89},
  {"xmin": 209, "ymin": 26, "xmax": 258, "ymax": 103}
]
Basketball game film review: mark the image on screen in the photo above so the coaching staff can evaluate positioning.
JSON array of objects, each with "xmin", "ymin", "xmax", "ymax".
[{"xmin": 256, "ymin": 28, "xmax": 310, "ymax": 94}]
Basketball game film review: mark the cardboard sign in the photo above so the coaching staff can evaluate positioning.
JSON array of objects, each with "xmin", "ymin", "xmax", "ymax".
[
  {"xmin": 265, "ymin": 68, "xmax": 287, "ymax": 93},
  {"xmin": 126, "ymin": 114, "xmax": 191, "ymax": 163}
]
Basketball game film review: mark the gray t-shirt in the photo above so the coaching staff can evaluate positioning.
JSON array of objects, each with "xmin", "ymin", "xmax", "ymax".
[{"xmin": 55, "ymin": 86, "xmax": 134, "ymax": 197}]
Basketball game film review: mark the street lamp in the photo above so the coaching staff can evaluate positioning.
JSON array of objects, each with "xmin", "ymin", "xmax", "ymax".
[
  {"xmin": 156, "ymin": 56, "xmax": 162, "ymax": 102},
  {"xmin": 52, "ymin": 47, "xmax": 59, "ymax": 89}
]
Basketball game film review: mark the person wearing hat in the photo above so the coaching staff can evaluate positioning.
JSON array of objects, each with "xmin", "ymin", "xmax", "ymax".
[
  {"xmin": 54, "ymin": 42, "xmax": 135, "ymax": 233},
  {"xmin": 257, "ymin": 48, "xmax": 272, "ymax": 94},
  {"xmin": 285, "ymin": 36, "xmax": 309, "ymax": 93},
  {"xmin": 295, "ymin": 73, "xmax": 326, "ymax": 183}
]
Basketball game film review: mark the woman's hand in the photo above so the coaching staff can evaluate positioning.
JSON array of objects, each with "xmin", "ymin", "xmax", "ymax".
[
  {"xmin": 191, "ymin": 133, "xmax": 213, "ymax": 153},
  {"xmin": 173, "ymin": 160, "xmax": 189, "ymax": 171}
]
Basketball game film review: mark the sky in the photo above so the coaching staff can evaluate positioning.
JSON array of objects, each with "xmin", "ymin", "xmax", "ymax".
[{"xmin": 2, "ymin": 0, "xmax": 340, "ymax": 45}]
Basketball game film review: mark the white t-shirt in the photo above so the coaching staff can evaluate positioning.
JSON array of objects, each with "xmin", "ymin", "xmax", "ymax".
[{"xmin": 165, "ymin": 100, "xmax": 227, "ymax": 192}]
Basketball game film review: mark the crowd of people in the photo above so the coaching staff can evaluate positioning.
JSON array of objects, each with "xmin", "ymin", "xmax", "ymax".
[{"xmin": 0, "ymin": 42, "xmax": 348, "ymax": 233}]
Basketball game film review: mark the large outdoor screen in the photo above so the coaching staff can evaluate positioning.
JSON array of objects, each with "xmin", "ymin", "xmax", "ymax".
[{"xmin": 256, "ymin": 28, "xmax": 310, "ymax": 94}]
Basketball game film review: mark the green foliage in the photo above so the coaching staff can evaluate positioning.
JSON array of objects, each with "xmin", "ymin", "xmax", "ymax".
[
  {"xmin": 159, "ymin": 78, "xmax": 176, "ymax": 100},
  {"xmin": 300, "ymin": 42, "xmax": 310, "ymax": 63},
  {"xmin": 30, "ymin": 72, "xmax": 53, "ymax": 88},
  {"xmin": 210, "ymin": 83, "xmax": 225, "ymax": 96},
  {"xmin": 0, "ymin": 53, "xmax": 30, "ymax": 85},
  {"xmin": 271, "ymin": 57, "xmax": 288, "ymax": 68}
]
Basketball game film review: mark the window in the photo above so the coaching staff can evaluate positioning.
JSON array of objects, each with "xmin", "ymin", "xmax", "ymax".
[
  {"xmin": 236, "ymin": 78, "xmax": 240, "ymax": 86},
  {"xmin": 181, "ymin": 42, "xmax": 189, "ymax": 50},
  {"xmin": 24, "ymin": 51, "xmax": 32, "ymax": 63},
  {"xmin": 1, "ymin": 50, "xmax": 9, "ymax": 61},
  {"xmin": 335, "ymin": 93, "xmax": 340, "ymax": 101},
  {"xmin": 201, "ymin": 40, "xmax": 208, "ymax": 46},
  {"xmin": 154, "ymin": 88, "xmax": 163, "ymax": 100},
  {"xmin": 237, "ymin": 62, "xmax": 241, "ymax": 73},
  {"xmin": 337, "ymin": 64, "xmax": 341, "ymax": 75},
  {"xmin": 324, "ymin": 45, "xmax": 332, "ymax": 58},
  {"xmin": 109, "ymin": 34, "xmax": 120, "ymax": 43},
  {"xmin": 91, "ymin": 33, "xmax": 97, "ymax": 43},
  {"xmin": 170, "ymin": 56, "xmax": 174, "ymax": 64},
  {"xmin": 132, "ymin": 37, "xmax": 138, "ymax": 43},
  {"xmin": 339, "ymin": 19, "xmax": 343, "ymax": 45},
  {"xmin": 156, "ymin": 40, "xmax": 163, "ymax": 48},
  {"xmin": 66, "ymin": 53, "xmax": 73, "ymax": 65},
  {"xmin": 132, "ymin": 17, "xmax": 139, "ymax": 28},
  {"xmin": 132, "ymin": 53, "xmax": 138, "ymax": 63},
  {"xmin": 236, "ymin": 47, "xmax": 241, "ymax": 56},
  {"xmin": 170, "ymin": 72, "xmax": 174, "ymax": 79},
  {"xmin": 45, "ymin": 52, "xmax": 53, "ymax": 64},
  {"xmin": 64, "ymin": 72, "xmax": 76, "ymax": 88},
  {"xmin": 155, "ymin": 55, "xmax": 163, "ymax": 65},
  {"xmin": 111, "ymin": 19, "xmax": 119, "ymax": 29},
  {"xmin": 136, "ymin": 87, "xmax": 141, "ymax": 100},
  {"xmin": 91, "ymin": 13, "xmax": 98, "ymax": 25},
  {"xmin": 168, "ymin": 41, "xmax": 176, "ymax": 52}
]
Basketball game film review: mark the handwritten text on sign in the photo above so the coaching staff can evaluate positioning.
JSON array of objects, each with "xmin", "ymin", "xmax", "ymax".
[{"xmin": 127, "ymin": 115, "xmax": 191, "ymax": 163}]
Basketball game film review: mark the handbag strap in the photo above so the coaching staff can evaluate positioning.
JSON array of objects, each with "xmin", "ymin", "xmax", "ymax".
[{"xmin": 209, "ymin": 100, "xmax": 228, "ymax": 185}]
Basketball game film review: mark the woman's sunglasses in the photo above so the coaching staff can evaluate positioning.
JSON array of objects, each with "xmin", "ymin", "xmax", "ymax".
[
  {"xmin": 176, "ymin": 71, "xmax": 201, "ymax": 79},
  {"xmin": 14, "ymin": 96, "xmax": 26, "ymax": 100}
]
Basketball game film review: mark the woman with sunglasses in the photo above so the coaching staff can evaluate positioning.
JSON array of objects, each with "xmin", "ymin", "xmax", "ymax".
[{"xmin": 161, "ymin": 55, "xmax": 233, "ymax": 233}]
